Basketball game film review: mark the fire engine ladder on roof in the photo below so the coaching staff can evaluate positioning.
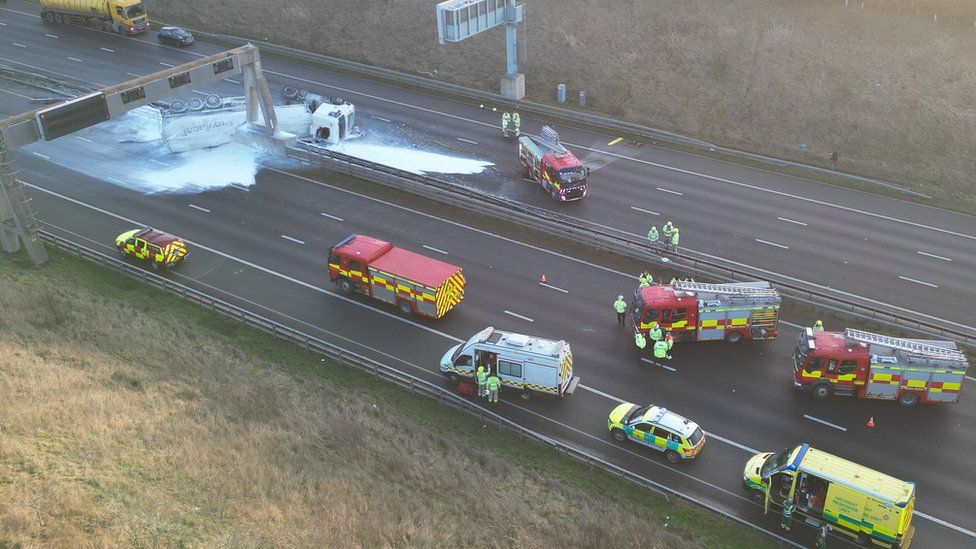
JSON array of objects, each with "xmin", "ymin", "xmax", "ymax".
[
  {"xmin": 844, "ymin": 328, "xmax": 967, "ymax": 363},
  {"xmin": 672, "ymin": 280, "xmax": 779, "ymax": 298}
]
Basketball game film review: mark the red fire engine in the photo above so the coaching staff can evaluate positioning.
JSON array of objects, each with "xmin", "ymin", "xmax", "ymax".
[
  {"xmin": 632, "ymin": 280, "xmax": 781, "ymax": 343},
  {"xmin": 793, "ymin": 327, "xmax": 969, "ymax": 406},
  {"xmin": 518, "ymin": 126, "xmax": 589, "ymax": 202},
  {"xmin": 327, "ymin": 234, "xmax": 466, "ymax": 318}
]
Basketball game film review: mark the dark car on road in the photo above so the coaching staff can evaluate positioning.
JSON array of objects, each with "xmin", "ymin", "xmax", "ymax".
[{"xmin": 156, "ymin": 26, "xmax": 194, "ymax": 47}]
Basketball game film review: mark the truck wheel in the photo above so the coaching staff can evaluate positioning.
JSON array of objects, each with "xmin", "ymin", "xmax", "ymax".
[
  {"xmin": 549, "ymin": 188, "xmax": 558, "ymax": 200},
  {"xmin": 397, "ymin": 300, "xmax": 413, "ymax": 315},
  {"xmin": 338, "ymin": 278, "xmax": 353, "ymax": 293},
  {"xmin": 445, "ymin": 372, "xmax": 460, "ymax": 386},
  {"xmin": 611, "ymin": 429, "xmax": 627, "ymax": 443},
  {"xmin": 898, "ymin": 391, "xmax": 919, "ymax": 407},
  {"xmin": 665, "ymin": 450, "xmax": 681, "ymax": 464},
  {"xmin": 725, "ymin": 331, "xmax": 743, "ymax": 344},
  {"xmin": 812, "ymin": 383, "xmax": 831, "ymax": 399}
]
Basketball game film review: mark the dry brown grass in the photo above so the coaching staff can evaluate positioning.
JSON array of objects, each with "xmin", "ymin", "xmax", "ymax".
[
  {"xmin": 150, "ymin": 0, "xmax": 976, "ymax": 212},
  {"xmin": 0, "ymin": 254, "xmax": 708, "ymax": 547}
]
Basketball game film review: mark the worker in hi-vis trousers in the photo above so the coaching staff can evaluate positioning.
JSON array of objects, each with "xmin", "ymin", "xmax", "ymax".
[
  {"xmin": 512, "ymin": 112, "xmax": 521, "ymax": 137},
  {"xmin": 502, "ymin": 111, "xmax": 512, "ymax": 137}
]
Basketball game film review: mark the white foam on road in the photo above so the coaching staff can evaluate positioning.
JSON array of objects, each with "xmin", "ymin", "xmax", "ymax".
[{"xmin": 328, "ymin": 141, "xmax": 492, "ymax": 176}]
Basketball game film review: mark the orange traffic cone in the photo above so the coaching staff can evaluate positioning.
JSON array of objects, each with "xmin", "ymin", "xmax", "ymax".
[
  {"xmin": 540, "ymin": 274, "xmax": 548, "ymax": 284},
  {"xmin": 867, "ymin": 416, "xmax": 875, "ymax": 429}
]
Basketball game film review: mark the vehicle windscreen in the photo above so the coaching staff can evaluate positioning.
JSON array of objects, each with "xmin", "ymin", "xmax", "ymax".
[
  {"xmin": 451, "ymin": 332, "xmax": 483, "ymax": 362},
  {"xmin": 558, "ymin": 166, "xmax": 586, "ymax": 185},
  {"xmin": 626, "ymin": 405, "xmax": 650, "ymax": 423},
  {"xmin": 126, "ymin": 4, "xmax": 146, "ymax": 18},
  {"xmin": 795, "ymin": 333, "xmax": 809, "ymax": 365},
  {"xmin": 688, "ymin": 427, "xmax": 704, "ymax": 446},
  {"xmin": 760, "ymin": 447, "xmax": 792, "ymax": 477}
]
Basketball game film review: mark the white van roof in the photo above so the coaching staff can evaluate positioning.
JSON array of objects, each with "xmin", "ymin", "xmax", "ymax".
[{"xmin": 477, "ymin": 327, "xmax": 569, "ymax": 358}]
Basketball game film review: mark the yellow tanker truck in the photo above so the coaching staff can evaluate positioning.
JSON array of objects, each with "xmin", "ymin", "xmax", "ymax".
[{"xmin": 40, "ymin": 0, "xmax": 149, "ymax": 35}]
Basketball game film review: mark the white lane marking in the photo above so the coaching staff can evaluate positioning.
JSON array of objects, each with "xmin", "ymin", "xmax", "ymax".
[
  {"xmin": 320, "ymin": 212, "xmax": 344, "ymax": 221},
  {"xmin": 225, "ymin": 78, "xmax": 241, "ymax": 84},
  {"xmin": 422, "ymin": 244, "xmax": 448, "ymax": 255},
  {"xmin": 0, "ymin": 88, "xmax": 32, "ymax": 99},
  {"xmin": 967, "ymin": 376, "xmax": 976, "ymax": 383},
  {"xmin": 126, "ymin": 72, "xmax": 142, "ymax": 77},
  {"xmin": 261, "ymin": 68, "xmax": 976, "ymax": 242},
  {"xmin": 704, "ymin": 432, "xmax": 759, "ymax": 454},
  {"xmin": 191, "ymin": 90, "xmax": 210, "ymax": 96},
  {"xmin": 100, "ymin": 47, "xmax": 115, "ymax": 53},
  {"xmin": 74, "ymin": 136, "xmax": 93, "ymax": 143},
  {"xmin": 803, "ymin": 414, "xmax": 847, "ymax": 432},
  {"xmin": 280, "ymin": 234, "xmax": 305, "ymax": 245},
  {"xmin": 898, "ymin": 275, "xmax": 938, "ymax": 288},
  {"xmin": 540, "ymin": 282, "xmax": 568, "ymax": 294},
  {"xmin": 45, "ymin": 34, "xmax": 59, "ymax": 39},
  {"xmin": 915, "ymin": 511, "xmax": 976, "ymax": 538},
  {"xmin": 66, "ymin": 56, "xmax": 83, "ymax": 62},
  {"xmin": 630, "ymin": 206, "xmax": 660, "ymax": 216},
  {"xmin": 755, "ymin": 238, "xmax": 790, "ymax": 250},
  {"xmin": 776, "ymin": 216, "xmax": 808, "ymax": 226},
  {"xmin": 504, "ymin": 310, "xmax": 534, "ymax": 322},
  {"xmin": 188, "ymin": 204, "xmax": 210, "ymax": 213},
  {"xmin": 148, "ymin": 159, "xmax": 167, "ymax": 166},
  {"xmin": 32, "ymin": 152, "xmax": 50, "ymax": 160},
  {"xmin": 457, "ymin": 137, "xmax": 478, "ymax": 145},
  {"xmin": 917, "ymin": 250, "xmax": 952, "ymax": 262},
  {"xmin": 23, "ymin": 181, "xmax": 465, "ymax": 344},
  {"xmin": 640, "ymin": 357, "xmax": 676, "ymax": 371},
  {"xmin": 372, "ymin": 115, "xmax": 391, "ymax": 123},
  {"xmin": 12, "ymin": 43, "xmax": 27, "ymax": 48},
  {"xmin": 159, "ymin": 62, "xmax": 175, "ymax": 67},
  {"xmin": 0, "ymin": 22, "xmax": 7, "ymax": 26},
  {"xmin": 26, "ymin": 177, "xmax": 974, "ymax": 541},
  {"xmin": 579, "ymin": 384, "xmax": 625, "ymax": 403},
  {"xmin": 656, "ymin": 187, "xmax": 683, "ymax": 196}
]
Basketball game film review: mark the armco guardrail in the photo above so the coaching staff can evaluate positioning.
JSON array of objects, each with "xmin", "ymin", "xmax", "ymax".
[
  {"xmin": 173, "ymin": 25, "xmax": 926, "ymax": 199},
  {"xmin": 287, "ymin": 142, "xmax": 975, "ymax": 348},
  {"xmin": 37, "ymin": 229, "xmax": 799, "ymax": 547}
]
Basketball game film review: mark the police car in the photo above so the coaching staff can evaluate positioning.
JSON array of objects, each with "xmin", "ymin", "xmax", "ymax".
[
  {"xmin": 607, "ymin": 403, "xmax": 706, "ymax": 463},
  {"xmin": 115, "ymin": 228, "xmax": 188, "ymax": 270}
]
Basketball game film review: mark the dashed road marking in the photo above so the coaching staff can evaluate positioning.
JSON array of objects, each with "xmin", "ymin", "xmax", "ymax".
[
  {"xmin": 803, "ymin": 414, "xmax": 847, "ymax": 432},
  {"xmin": 898, "ymin": 275, "xmax": 938, "ymax": 288},
  {"xmin": 32, "ymin": 152, "xmax": 50, "ymax": 159},
  {"xmin": 914, "ymin": 512, "xmax": 976, "ymax": 538},
  {"xmin": 67, "ymin": 56, "xmax": 83, "ymax": 62},
  {"xmin": 280, "ymin": 235, "xmax": 305, "ymax": 245},
  {"xmin": 579, "ymin": 384, "xmax": 625, "ymax": 403},
  {"xmin": 776, "ymin": 216, "xmax": 808, "ymax": 226},
  {"xmin": 45, "ymin": 34, "xmax": 59, "ymax": 39},
  {"xmin": 916, "ymin": 250, "xmax": 952, "ymax": 262},
  {"xmin": 457, "ymin": 137, "xmax": 478, "ymax": 145},
  {"xmin": 704, "ymin": 432, "xmax": 758, "ymax": 454},
  {"xmin": 126, "ymin": 72, "xmax": 142, "ymax": 77},
  {"xmin": 755, "ymin": 238, "xmax": 790, "ymax": 250},
  {"xmin": 100, "ymin": 47, "xmax": 114, "ymax": 52},
  {"xmin": 225, "ymin": 78, "xmax": 240, "ymax": 84},
  {"xmin": 191, "ymin": 90, "xmax": 209, "ymax": 96},
  {"xmin": 12, "ymin": 43, "xmax": 27, "ymax": 48},
  {"xmin": 607, "ymin": 137, "xmax": 624, "ymax": 146},
  {"xmin": 630, "ymin": 206, "xmax": 659, "ymax": 215},
  {"xmin": 540, "ymin": 282, "xmax": 568, "ymax": 293},
  {"xmin": 320, "ymin": 212, "xmax": 344, "ymax": 221},
  {"xmin": 188, "ymin": 204, "xmax": 210, "ymax": 213},
  {"xmin": 159, "ymin": 62, "xmax": 175, "ymax": 67},
  {"xmin": 422, "ymin": 244, "xmax": 448, "ymax": 255},
  {"xmin": 641, "ymin": 357, "xmax": 676, "ymax": 371},
  {"xmin": 656, "ymin": 187, "xmax": 683, "ymax": 196},
  {"xmin": 74, "ymin": 136, "xmax": 93, "ymax": 143},
  {"xmin": 504, "ymin": 310, "xmax": 534, "ymax": 322},
  {"xmin": 967, "ymin": 376, "xmax": 976, "ymax": 383}
]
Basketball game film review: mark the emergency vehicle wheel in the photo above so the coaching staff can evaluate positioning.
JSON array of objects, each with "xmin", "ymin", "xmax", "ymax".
[
  {"xmin": 518, "ymin": 389, "xmax": 533, "ymax": 401},
  {"xmin": 725, "ymin": 331, "xmax": 743, "ymax": 344},
  {"xmin": 338, "ymin": 278, "xmax": 353, "ymax": 294},
  {"xmin": 611, "ymin": 429, "xmax": 627, "ymax": 443},
  {"xmin": 812, "ymin": 383, "xmax": 831, "ymax": 399},
  {"xmin": 665, "ymin": 450, "xmax": 680, "ymax": 464},
  {"xmin": 898, "ymin": 391, "xmax": 919, "ymax": 407},
  {"xmin": 549, "ymin": 188, "xmax": 558, "ymax": 200},
  {"xmin": 151, "ymin": 262, "xmax": 159, "ymax": 271},
  {"xmin": 446, "ymin": 372, "xmax": 460, "ymax": 386},
  {"xmin": 116, "ymin": 247, "xmax": 126, "ymax": 258},
  {"xmin": 397, "ymin": 300, "xmax": 413, "ymax": 315}
]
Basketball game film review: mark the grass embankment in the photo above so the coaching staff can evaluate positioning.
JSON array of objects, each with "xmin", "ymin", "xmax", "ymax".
[{"xmin": 0, "ymin": 250, "xmax": 773, "ymax": 547}]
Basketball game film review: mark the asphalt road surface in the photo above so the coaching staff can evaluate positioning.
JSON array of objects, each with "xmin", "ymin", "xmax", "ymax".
[{"xmin": 2, "ymin": 4, "xmax": 975, "ymax": 547}]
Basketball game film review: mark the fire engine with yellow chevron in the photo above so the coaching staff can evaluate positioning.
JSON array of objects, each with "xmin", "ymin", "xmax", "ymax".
[
  {"xmin": 327, "ymin": 234, "xmax": 465, "ymax": 318},
  {"xmin": 632, "ymin": 280, "xmax": 782, "ymax": 344}
]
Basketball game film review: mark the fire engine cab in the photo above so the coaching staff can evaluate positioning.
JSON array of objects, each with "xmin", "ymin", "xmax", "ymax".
[
  {"xmin": 794, "ymin": 328, "xmax": 969, "ymax": 406},
  {"xmin": 518, "ymin": 126, "xmax": 589, "ymax": 202},
  {"xmin": 632, "ymin": 280, "xmax": 781, "ymax": 344}
]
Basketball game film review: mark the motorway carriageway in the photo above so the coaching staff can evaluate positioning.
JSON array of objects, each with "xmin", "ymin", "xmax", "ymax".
[
  {"xmin": 9, "ymin": 145, "xmax": 976, "ymax": 547},
  {"xmin": 1, "ymin": 1, "xmax": 975, "ymax": 330}
]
